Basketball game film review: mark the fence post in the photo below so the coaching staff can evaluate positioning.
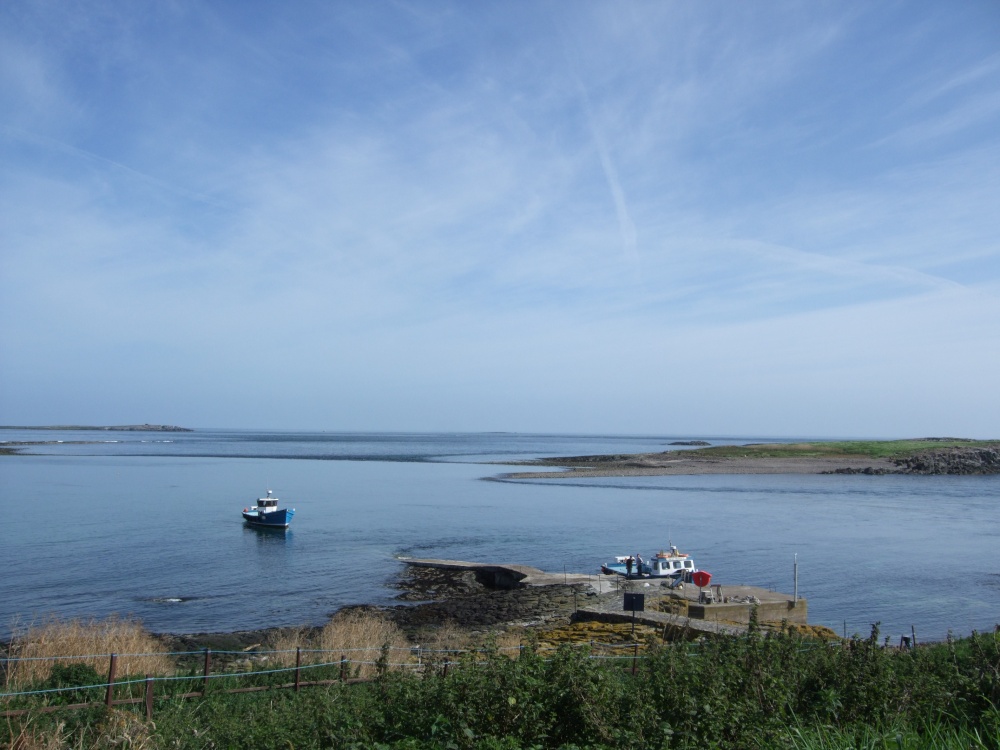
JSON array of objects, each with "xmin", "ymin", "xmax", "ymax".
[
  {"xmin": 340, "ymin": 655, "xmax": 347, "ymax": 682},
  {"xmin": 144, "ymin": 675, "xmax": 154, "ymax": 720},
  {"xmin": 105, "ymin": 653, "xmax": 117, "ymax": 707},
  {"xmin": 202, "ymin": 649, "xmax": 212, "ymax": 696},
  {"xmin": 632, "ymin": 643, "xmax": 638, "ymax": 676},
  {"xmin": 295, "ymin": 647, "xmax": 301, "ymax": 692}
]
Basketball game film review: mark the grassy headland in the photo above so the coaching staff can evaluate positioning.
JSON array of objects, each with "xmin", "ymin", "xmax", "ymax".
[
  {"xmin": 687, "ymin": 437, "xmax": 997, "ymax": 459},
  {"xmin": 500, "ymin": 437, "xmax": 1000, "ymax": 479}
]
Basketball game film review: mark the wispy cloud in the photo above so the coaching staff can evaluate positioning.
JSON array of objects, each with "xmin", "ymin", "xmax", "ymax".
[{"xmin": 1, "ymin": 1, "xmax": 998, "ymax": 433}]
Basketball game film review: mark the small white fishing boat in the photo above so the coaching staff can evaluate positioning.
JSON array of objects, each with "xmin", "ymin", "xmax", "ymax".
[{"xmin": 601, "ymin": 545, "xmax": 697, "ymax": 579}]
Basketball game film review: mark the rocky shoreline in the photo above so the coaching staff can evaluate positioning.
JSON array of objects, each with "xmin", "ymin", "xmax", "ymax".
[
  {"xmin": 150, "ymin": 564, "xmax": 599, "ymax": 663},
  {"xmin": 385, "ymin": 564, "xmax": 600, "ymax": 633}
]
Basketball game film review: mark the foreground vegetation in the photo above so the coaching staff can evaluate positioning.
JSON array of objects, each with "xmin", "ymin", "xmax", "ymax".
[{"xmin": 4, "ymin": 614, "xmax": 998, "ymax": 750}]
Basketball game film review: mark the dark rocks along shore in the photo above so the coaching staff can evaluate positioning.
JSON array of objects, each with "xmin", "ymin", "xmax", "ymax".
[{"xmin": 384, "ymin": 565, "xmax": 594, "ymax": 633}]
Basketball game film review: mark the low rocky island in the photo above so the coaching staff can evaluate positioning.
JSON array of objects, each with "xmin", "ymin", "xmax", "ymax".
[
  {"xmin": 0, "ymin": 424, "xmax": 193, "ymax": 455},
  {"xmin": 0, "ymin": 424, "xmax": 192, "ymax": 432},
  {"xmin": 498, "ymin": 438, "xmax": 1000, "ymax": 479}
]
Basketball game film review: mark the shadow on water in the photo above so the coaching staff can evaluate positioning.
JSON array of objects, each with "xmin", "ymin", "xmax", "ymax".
[{"xmin": 243, "ymin": 524, "xmax": 292, "ymax": 547}]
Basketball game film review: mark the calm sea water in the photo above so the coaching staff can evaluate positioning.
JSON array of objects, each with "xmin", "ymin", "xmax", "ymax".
[{"xmin": 2, "ymin": 429, "xmax": 997, "ymax": 642}]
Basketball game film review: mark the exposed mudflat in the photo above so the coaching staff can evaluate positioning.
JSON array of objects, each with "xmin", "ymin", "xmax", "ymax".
[{"xmin": 497, "ymin": 453, "xmax": 899, "ymax": 479}]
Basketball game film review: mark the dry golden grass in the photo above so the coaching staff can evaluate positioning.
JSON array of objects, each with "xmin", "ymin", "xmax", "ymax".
[
  {"xmin": 414, "ymin": 623, "xmax": 526, "ymax": 664},
  {"xmin": 5, "ymin": 711, "xmax": 154, "ymax": 750},
  {"xmin": 267, "ymin": 609, "xmax": 414, "ymax": 678},
  {"xmin": 491, "ymin": 629, "xmax": 524, "ymax": 658},
  {"xmin": 534, "ymin": 620, "xmax": 666, "ymax": 655},
  {"xmin": 414, "ymin": 619, "xmax": 473, "ymax": 656},
  {"xmin": 94, "ymin": 708, "xmax": 155, "ymax": 749},
  {"xmin": 4, "ymin": 718, "xmax": 68, "ymax": 750},
  {"xmin": 4, "ymin": 615, "xmax": 174, "ymax": 689},
  {"xmin": 770, "ymin": 622, "xmax": 841, "ymax": 640}
]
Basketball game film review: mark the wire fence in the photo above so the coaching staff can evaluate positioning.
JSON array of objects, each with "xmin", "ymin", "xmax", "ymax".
[{"xmin": 0, "ymin": 639, "xmax": 672, "ymax": 717}]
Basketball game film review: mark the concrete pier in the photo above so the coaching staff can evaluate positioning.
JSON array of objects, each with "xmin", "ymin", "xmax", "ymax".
[
  {"xmin": 398, "ymin": 557, "xmax": 599, "ymax": 589},
  {"xmin": 397, "ymin": 557, "xmax": 807, "ymax": 636}
]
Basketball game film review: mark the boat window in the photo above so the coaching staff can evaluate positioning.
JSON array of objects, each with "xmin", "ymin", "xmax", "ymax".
[
  {"xmin": 684, "ymin": 561, "xmax": 693, "ymax": 568},
  {"xmin": 672, "ymin": 561, "xmax": 681, "ymax": 569}
]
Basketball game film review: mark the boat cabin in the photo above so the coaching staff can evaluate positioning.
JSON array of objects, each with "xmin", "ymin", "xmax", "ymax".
[
  {"xmin": 650, "ymin": 556, "xmax": 695, "ymax": 576},
  {"xmin": 254, "ymin": 490, "xmax": 280, "ymax": 514},
  {"xmin": 648, "ymin": 545, "xmax": 696, "ymax": 577}
]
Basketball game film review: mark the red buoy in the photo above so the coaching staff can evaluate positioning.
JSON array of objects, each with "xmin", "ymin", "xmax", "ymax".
[{"xmin": 692, "ymin": 570, "xmax": 712, "ymax": 588}]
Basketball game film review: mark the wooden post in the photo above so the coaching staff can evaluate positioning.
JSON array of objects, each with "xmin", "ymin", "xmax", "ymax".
[
  {"xmin": 202, "ymin": 649, "xmax": 211, "ymax": 696},
  {"xmin": 632, "ymin": 643, "xmax": 638, "ymax": 676},
  {"xmin": 294, "ymin": 647, "xmax": 301, "ymax": 692},
  {"xmin": 105, "ymin": 654, "xmax": 117, "ymax": 707},
  {"xmin": 340, "ymin": 655, "xmax": 347, "ymax": 681},
  {"xmin": 144, "ymin": 675, "xmax": 154, "ymax": 720},
  {"xmin": 911, "ymin": 625, "xmax": 917, "ymax": 648},
  {"xmin": 442, "ymin": 661, "xmax": 448, "ymax": 678}
]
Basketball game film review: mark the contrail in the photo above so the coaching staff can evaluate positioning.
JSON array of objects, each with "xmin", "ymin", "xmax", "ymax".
[
  {"xmin": 573, "ymin": 78, "xmax": 639, "ymax": 265},
  {"xmin": 4, "ymin": 126, "xmax": 233, "ymax": 210}
]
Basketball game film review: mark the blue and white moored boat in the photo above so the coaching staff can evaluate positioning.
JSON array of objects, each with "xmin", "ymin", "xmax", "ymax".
[{"xmin": 242, "ymin": 490, "xmax": 295, "ymax": 528}]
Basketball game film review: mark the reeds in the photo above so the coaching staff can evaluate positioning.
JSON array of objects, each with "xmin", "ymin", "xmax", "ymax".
[
  {"xmin": 265, "ymin": 611, "xmax": 526, "ymax": 676},
  {"xmin": 4, "ymin": 615, "xmax": 173, "ymax": 689},
  {"xmin": 414, "ymin": 621, "xmax": 525, "ymax": 664},
  {"xmin": 267, "ymin": 608, "xmax": 413, "ymax": 677},
  {"xmin": 5, "ymin": 710, "xmax": 155, "ymax": 750}
]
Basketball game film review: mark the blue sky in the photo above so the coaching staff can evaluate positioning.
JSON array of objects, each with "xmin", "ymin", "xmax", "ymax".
[{"xmin": 1, "ymin": 1, "xmax": 998, "ymax": 437}]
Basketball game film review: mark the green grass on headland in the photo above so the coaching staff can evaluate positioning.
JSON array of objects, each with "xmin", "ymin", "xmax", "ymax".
[{"xmin": 690, "ymin": 437, "xmax": 999, "ymax": 459}]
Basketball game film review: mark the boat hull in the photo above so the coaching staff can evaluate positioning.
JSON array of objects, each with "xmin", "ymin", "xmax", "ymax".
[
  {"xmin": 601, "ymin": 563, "xmax": 693, "ymax": 581},
  {"xmin": 242, "ymin": 508, "xmax": 295, "ymax": 528}
]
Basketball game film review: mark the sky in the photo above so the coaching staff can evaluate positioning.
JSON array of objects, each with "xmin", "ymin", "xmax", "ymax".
[{"xmin": 1, "ymin": 1, "xmax": 999, "ymax": 437}]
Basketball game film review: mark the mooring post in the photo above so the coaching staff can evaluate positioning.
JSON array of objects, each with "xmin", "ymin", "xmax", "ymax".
[
  {"xmin": 144, "ymin": 675, "xmax": 154, "ymax": 720},
  {"xmin": 202, "ymin": 649, "xmax": 211, "ymax": 695},
  {"xmin": 105, "ymin": 653, "xmax": 117, "ymax": 707},
  {"xmin": 295, "ymin": 647, "xmax": 301, "ymax": 692},
  {"xmin": 794, "ymin": 553, "xmax": 798, "ymax": 603}
]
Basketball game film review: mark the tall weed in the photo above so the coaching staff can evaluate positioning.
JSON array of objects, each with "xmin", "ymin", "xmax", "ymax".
[
  {"xmin": 267, "ymin": 608, "xmax": 413, "ymax": 678},
  {"xmin": 4, "ymin": 615, "xmax": 173, "ymax": 689}
]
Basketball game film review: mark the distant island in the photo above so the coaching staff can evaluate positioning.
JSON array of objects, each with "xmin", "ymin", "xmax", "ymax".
[
  {"xmin": 0, "ymin": 424, "xmax": 192, "ymax": 432},
  {"xmin": 500, "ymin": 438, "xmax": 1000, "ymax": 478}
]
